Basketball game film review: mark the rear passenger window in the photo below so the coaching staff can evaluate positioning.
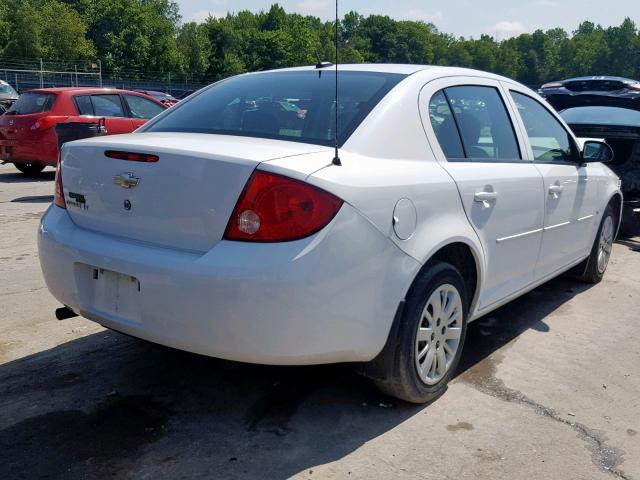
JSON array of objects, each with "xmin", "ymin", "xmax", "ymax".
[
  {"xmin": 75, "ymin": 95, "xmax": 94, "ymax": 115},
  {"xmin": 429, "ymin": 86, "xmax": 521, "ymax": 161},
  {"xmin": 91, "ymin": 94, "xmax": 125, "ymax": 117},
  {"xmin": 429, "ymin": 91, "xmax": 465, "ymax": 159}
]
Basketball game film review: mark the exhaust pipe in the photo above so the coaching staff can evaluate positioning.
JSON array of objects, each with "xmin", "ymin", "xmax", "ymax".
[{"xmin": 55, "ymin": 306, "xmax": 78, "ymax": 320}]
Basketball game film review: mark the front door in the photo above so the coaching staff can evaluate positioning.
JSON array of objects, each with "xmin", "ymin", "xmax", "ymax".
[
  {"xmin": 507, "ymin": 90, "xmax": 599, "ymax": 279},
  {"xmin": 421, "ymin": 78, "xmax": 545, "ymax": 311}
]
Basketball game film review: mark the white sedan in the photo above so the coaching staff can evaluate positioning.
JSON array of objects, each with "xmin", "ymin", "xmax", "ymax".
[{"xmin": 39, "ymin": 65, "xmax": 621, "ymax": 403}]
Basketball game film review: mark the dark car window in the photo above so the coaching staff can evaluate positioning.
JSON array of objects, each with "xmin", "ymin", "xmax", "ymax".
[
  {"xmin": 7, "ymin": 93, "xmax": 56, "ymax": 114},
  {"xmin": 561, "ymin": 106, "xmax": 640, "ymax": 127},
  {"xmin": 124, "ymin": 94, "xmax": 165, "ymax": 119},
  {"xmin": 444, "ymin": 86, "xmax": 521, "ymax": 161},
  {"xmin": 428, "ymin": 91, "xmax": 465, "ymax": 159},
  {"xmin": 145, "ymin": 71, "xmax": 406, "ymax": 147},
  {"xmin": 75, "ymin": 95, "xmax": 94, "ymax": 115},
  {"xmin": 511, "ymin": 91, "xmax": 578, "ymax": 163},
  {"xmin": 428, "ymin": 86, "xmax": 521, "ymax": 161},
  {"xmin": 91, "ymin": 94, "xmax": 125, "ymax": 117}
]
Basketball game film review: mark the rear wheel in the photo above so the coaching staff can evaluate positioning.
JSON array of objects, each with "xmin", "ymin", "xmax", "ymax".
[
  {"xmin": 374, "ymin": 262, "xmax": 468, "ymax": 403},
  {"xmin": 577, "ymin": 205, "xmax": 616, "ymax": 284},
  {"xmin": 14, "ymin": 163, "xmax": 45, "ymax": 176}
]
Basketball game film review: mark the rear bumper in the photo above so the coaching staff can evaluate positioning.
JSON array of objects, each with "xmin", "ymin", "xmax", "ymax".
[
  {"xmin": 0, "ymin": 137, "xmax": 57, "ymax": 165},
  {"xmin": 38, "ymin": 204, "xmax": 420, "ymax": 365}
]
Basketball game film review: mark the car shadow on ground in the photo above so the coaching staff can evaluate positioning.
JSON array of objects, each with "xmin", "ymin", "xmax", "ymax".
[
  {"xmin": 0, "ymin": 169, "xmax": 55, "ymax": 183},
  {"xmin": 616, "ymin": 237, "xmax": 640, "ymax": 252},
  {"xmin": 0, "ymin": 276, "xmax": 593, "ymax": 479}
]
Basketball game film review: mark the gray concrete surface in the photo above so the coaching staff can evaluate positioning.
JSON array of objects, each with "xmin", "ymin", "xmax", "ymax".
[{"xmin": 0, "ymin": 163, "xmax": 638, "ymax": 480}]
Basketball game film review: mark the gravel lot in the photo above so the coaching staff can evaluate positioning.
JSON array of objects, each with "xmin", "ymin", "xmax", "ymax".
[{"xmin": 1, "ymin": 164, "xmax": 639, "ymax": 480}]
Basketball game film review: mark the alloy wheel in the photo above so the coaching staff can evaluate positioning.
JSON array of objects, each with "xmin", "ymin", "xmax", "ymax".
[
  {"xmin": 414, "ymin": 284, "xmax": 463, "ymax": 385},
  {"xmin": 597, "ymin": 215, "xmax": 614, "ymax": 274}
]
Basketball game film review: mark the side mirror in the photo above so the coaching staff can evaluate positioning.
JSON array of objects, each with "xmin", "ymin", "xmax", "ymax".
[{"xmin": 581, "ymin": 140, "xmax": 613, "ymax": 163}]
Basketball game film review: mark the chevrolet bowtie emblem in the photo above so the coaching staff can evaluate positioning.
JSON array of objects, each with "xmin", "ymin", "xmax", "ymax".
[{"xmin": 113, "ymin": 172, "xmax": 140, "ymax": 189}]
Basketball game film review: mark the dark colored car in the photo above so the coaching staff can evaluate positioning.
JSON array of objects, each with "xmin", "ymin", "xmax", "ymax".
[
  {"xmin": 542, "ymin": 77, "xmax": 640, "ymax": 235},
  {"xmin": 0, "ymin": 87, "xmax": 167, "ymax": 175},
  {"xmin": 539, "ymin": 76, "xmax": 640, "ymax": 109},
  {"xmin": 0, "ymin": 80, "xmax": 19, "ymax": 114},
  {"xmin": 135, "ymin": 90, "xmax": 179, "ymax": 107}
]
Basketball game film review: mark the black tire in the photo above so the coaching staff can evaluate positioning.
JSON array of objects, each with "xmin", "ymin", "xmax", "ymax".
[
  {"xmin": 374, "ymin": 261, "xmax": 468, "ymax": 404},
  {"xmin": 14, "ymin": 162, "xmax": 45, "ymax": 176},
  {"xmin": 577, "ymin": 205, "xmax": 616, "ymax": 284}
]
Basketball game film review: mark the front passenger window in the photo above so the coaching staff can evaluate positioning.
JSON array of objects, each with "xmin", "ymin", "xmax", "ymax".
[
  {"xmin": 91, "ymin": 94, "xmax": 125, "ymax": 117},
  {"xmin": 510, "ymin": 91, "xmax": 577, "ymax": 163}
]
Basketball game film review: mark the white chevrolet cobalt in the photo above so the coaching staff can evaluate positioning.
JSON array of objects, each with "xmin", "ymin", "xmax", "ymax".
[{"xmin": 39, "ymin": 65, "xmax": 621, "ymax": 403}]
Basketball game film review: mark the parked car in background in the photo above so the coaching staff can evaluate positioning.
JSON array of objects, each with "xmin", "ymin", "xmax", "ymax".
[
  {"xmin": 539, "ymin": 76, "xmax": 640, "ymax": 105},
  {"xmin": 0, "ymin": 80, "xmax": 19, "ymax": 114},
  {"xmin": 0, "ymin": 87, "xmax": 166, "ymax": 175},
  {"xmin": 135, "ymin": 90, "xmax": 179, "ymax": 107},
  {"xmin": 541, "ymin": 76, "xmax": 640, "ymax": 235},
  {"xmin": 39, "ymin": 65, "xmax": 622, "ymax": 403}
]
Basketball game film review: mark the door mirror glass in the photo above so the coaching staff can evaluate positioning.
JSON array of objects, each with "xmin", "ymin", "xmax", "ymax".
[{"xmin": 581, "ymin": 140, "xmax": 613, "ymax": 163}]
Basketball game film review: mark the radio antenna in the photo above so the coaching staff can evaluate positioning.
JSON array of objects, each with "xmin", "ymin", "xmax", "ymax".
[{"xmin": 332, "ymin": 0, "xmax": 341, "ymax": 166}]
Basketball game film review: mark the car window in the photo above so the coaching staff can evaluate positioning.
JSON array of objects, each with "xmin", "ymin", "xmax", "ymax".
[
  {"xmin": 123, "ymin": 95, "xmax": 165, "ymax": 119},
  {"xmin": 511, "ymin": 91, "xmax": 577, "ymax": 163},
  {"xmin": 75, "ymin": 95, "xmax": 94, "ymax": 115},
  {"xmin": 7, "ymin": 93, "xmax": 56, "ymax": 114},
  {"xmin": 428, "ymin": 91, "xmax": 465, "ymax": 159},
  {"xmin": 91, "ymin": 94, "xmax": 125, "ymax": 117},
  {"xmin": 145, "ymin": 71, "xmax": 406, "ymax": 147},
  {"xmin": 561, "ymin": 106, "xmax": 640, "ymax": 127},
  {"xmin": 443, "ymin": 86, "xmax": 521, "ymax": 161}
]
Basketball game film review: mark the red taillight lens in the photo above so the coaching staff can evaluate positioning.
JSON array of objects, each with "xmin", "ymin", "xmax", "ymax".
[
  {"xmin": 105, "ymin": 150, "xmax": 159, "ymax": 162},
  {"xmin": 31, "ymin": 116, "xmax": 70, "ymax": 131},
  {"xmin": 54, "ymin": 162, "xmax": 66, "ymax": 209},
  {"xmin": 224, "ymin": 170, "xmax": 343, "ymax": 242}
]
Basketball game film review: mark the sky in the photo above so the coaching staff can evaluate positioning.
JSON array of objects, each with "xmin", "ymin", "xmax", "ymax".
[{"xmin": 177, "ymin": 0, "xmax": 640, "ymax": 39}]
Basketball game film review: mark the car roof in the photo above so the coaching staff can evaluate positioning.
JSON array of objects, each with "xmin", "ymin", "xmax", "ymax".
[
  {"xmin": 253, "ymin": 63, "xmax": 518, "ymax": 84},
  {"xmin": 25, "ymin": 87, "xmax": 149, "ymax": 95}
]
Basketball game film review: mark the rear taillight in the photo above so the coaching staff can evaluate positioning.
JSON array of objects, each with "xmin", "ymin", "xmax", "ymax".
[
  {"xmin": 31, "ymin": 116, "xmax": 70, "ymax": 131},
  {"xmin": 54, "ymin": 161, "xmax": 65, "ymax": 209},
  {"xmin": 105, "ymin": 150, "xmax": 159, "ymax": 162},
  {"xmin": 224, "ymin": 170, "xmax": 343, "ymax": 242}
]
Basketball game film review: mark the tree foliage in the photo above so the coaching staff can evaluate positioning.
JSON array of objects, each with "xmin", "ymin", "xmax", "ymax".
[{"xmin": 0, "ymin": 1, "xmax": 639, "ymax": 85}]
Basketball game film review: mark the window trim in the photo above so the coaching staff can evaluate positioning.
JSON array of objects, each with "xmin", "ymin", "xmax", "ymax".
[
  {"xmin": 430, "ymin": 84, "xmax": 524, "ymax": 164},
  {"xmin": 508, "ymin": 89, "xmax": 581, "ymax": 165}
]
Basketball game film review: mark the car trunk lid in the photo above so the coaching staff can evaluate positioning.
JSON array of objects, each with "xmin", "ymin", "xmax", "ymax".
[{"xmin": 61, "ymin": 132, "xmax": 330, "ymax": 252}]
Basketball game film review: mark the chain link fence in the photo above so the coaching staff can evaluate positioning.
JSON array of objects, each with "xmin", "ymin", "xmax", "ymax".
[{"xmin": 0, "ymin": 57, "xmax": 213, "ymax": 97}]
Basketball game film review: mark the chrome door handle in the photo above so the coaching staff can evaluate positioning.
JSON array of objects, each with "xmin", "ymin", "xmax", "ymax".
[
  {"xmin": 474, "ymin": 190, "xmax": 498, "ymax": 208},
  {"xmin": 548, "ymin": 184, "xmax": 564, "ymax": 198},
  {"xmin": 474, "ymin": 191, "xmax": 498, "ymax": 202}
]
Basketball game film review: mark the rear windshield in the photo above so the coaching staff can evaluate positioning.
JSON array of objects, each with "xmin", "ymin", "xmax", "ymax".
[
  {"xmin": 561, "ymin": 106, "xmax": 640, "ymax": 127},
  {"xmin": 7, "ymin": 93, "xmax": 56, "ymax": 114},
  {"xmin": 144, "ymin": 71, "xmax": 406, "ymax": 147}
]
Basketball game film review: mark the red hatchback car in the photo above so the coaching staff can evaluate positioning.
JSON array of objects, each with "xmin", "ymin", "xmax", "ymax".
[{"xmin": 0, "ymin": 88, "xmax": 167, "ymax": 175}]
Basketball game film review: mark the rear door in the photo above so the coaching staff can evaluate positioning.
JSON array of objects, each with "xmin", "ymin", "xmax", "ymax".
[
  {"xmin": 75, "ymin": 94, "xmax": 134, "ymax": 134},
  {"xmin": 122, "ymin": 94, "xmax": 166, "ymax": 130},
  {"xmin": 507, "ymin": 88, "xmax": 599, "ymax": 278},
  {"xmin": 421, "ymin": 77, "xmax": 545, "ymax": 311}
]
